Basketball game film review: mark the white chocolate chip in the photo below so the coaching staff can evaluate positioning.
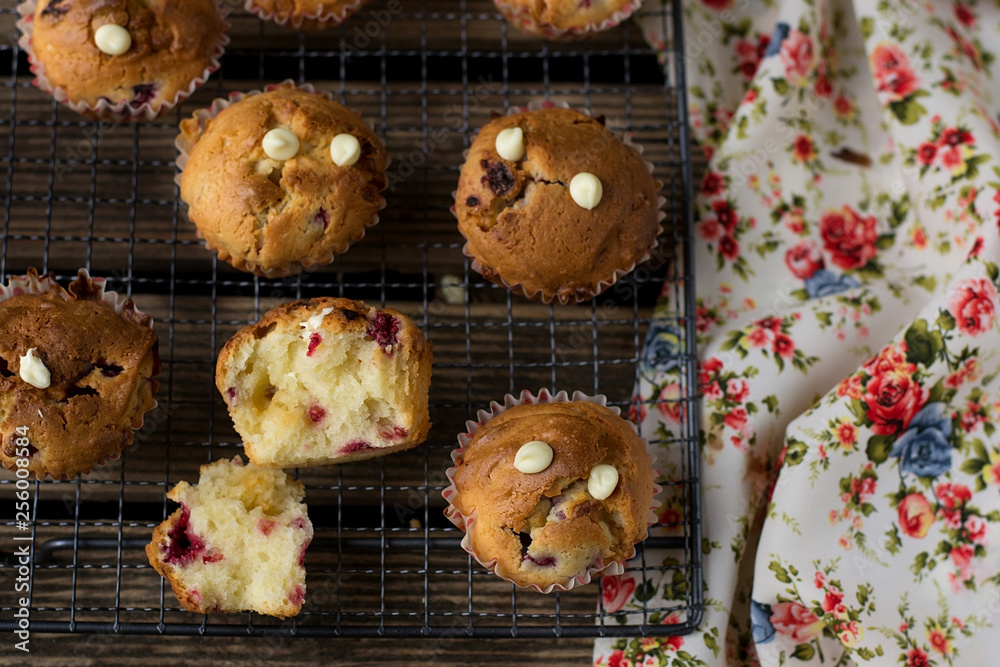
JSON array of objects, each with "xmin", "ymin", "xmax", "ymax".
[
  {"xmin": 569, "ymin": 172, "xmax": 603, "ymax": 210},
  {"xmin": 439, "ymin": 274, "xmax": 465, "ymax": 305},
  {"xmin": 330, "ymin": 133, "xmax": 362, "ymax": 167},
  {"xmin": 514, "ymin": 440, "xmax": 554, "ymax": 474},
  {"xmin": 19, "ymin": 348, "xmax": 51, "ymax": 389},
  {"xmin": 300, "ymin": 306, "xmax": 336, "ymax": 330},
  {"xmin": 495, "ymin": 127, "xmax": 525, "ymax": 162},
  {"xmin": 94, "ymin": 24, "xmax": 132, "ymax": 56},
  {"xmin": 587, "ymin": 464, "xmax": 619, "ymax": 500},
  {"xmin": 262, "ymin": 128, "xmax": 301, "ymax": 161}
]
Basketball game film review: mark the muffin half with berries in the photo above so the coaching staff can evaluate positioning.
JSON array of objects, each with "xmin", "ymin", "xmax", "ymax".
[
  {"xmin": 216, "ymin": 298, "xmax": 433, "ymax": 468},
  {"xmin": 146, "ymin": 457, "xmax": 314, "ymax": 618}
]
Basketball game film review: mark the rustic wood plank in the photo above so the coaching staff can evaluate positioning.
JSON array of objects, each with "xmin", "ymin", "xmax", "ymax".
[{"xmin": 0, "ymin": 0, "xmax": 691, "ymax": 659}]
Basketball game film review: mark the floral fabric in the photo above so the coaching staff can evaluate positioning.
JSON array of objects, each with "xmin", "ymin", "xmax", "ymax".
[{"xmin": 594, "ymin": 1, "xmax": 1000, "ymax": 665}]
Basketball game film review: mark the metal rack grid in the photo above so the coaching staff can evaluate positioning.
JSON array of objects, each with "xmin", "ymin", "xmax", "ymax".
[{"xmin": 0, "ymin": 0, "xmax": 701, "ymax": 639}]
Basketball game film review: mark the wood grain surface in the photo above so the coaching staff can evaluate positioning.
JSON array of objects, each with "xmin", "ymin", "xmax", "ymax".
[{"xmin": 0, "ymin": 0, "xmax": 696, "ymax": 663}]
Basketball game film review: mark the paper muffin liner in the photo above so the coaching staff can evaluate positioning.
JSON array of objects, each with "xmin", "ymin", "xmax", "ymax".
[
  {"xmin": 0, "ymin": 268, "xmax": 161, "ymax": 480},
  {"xmin": 443, "ymin": 388, "xmax": 662, "ymax": 594},
  {"xmin": 451, "ymin": 98, "xmax": 666, "ymax": 305},
  {"xmin": 245, "ymin": 0, "xmax": 369, "ymax": 30},
  {"xmin": 16, "ymin": 0, "xmax": 230, "ymax": 122},
  {"xmin": 175, "ymin": 79, "xmax": 389, "ymax": 278},
  {"xmin": 494, "ymin": 0, "xmax": 641, "ymax": 40}
]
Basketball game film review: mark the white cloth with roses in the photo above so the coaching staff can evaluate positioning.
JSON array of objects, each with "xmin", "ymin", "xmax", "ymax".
[{"xmin": 593, "ymin": 1, "xmax": 1000, "ymax": 665}]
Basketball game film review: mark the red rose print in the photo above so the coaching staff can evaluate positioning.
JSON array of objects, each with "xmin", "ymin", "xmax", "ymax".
[
  {"xmin": 607, "ymin": 649, "xmax": 626, "ymax": 667},
  {"xmin": 834, "ymin": 95, "xmax": 853, "ymax": 117},
  {"xmin": 814, "ymin": 70, "xmax": 833, "ymax": 98},
  {"xmin": 701, "ymin": 171, "xmax": 725, "ymax": 196},
  {"xmin": 954, "ymin": 3, "xmax": 976, "ymax": 27},
  {"xmin": 964, "ymin": 515, "xmax": 988, "ymax": 544},
  {"xmin": 907, "ymin": 647, "xmax": 930, "ymax": 667},
  {"xmin": 838, "ymin": 422, "xmax": 857, "ymax": 446},
  {"xmin": 601, "ymin": 575, "xmax": 636, "ymax": 614},
  {"xmin": 950, "ymin": 543, "xmax": 974, "ymax": 569},
  {"xmin": 938, "ymin": 127, "xmax": 973, "ymax": 147},
  {"xmin": 773, "ymin": 334, "xmax": 795, "ymax": 359},
  {"xmin": 916, "ymin": 142, "xmax": 937, "ymax": 165},
  {"xmin": 735, "ymin": 39, "xmax": 758, "ymax": 61},
  {"xmin": 821, "ymin": 585, "xmax": 844, "ymax": 612},
  {"xmin": 702, "ymin": 381, "xmax": 722, "ymax": 401},
  {"xmin": 898, "ymin": 493, "xmax": 934, "ymax": 538},
  {"xmin": 837, "ymin": 374, "xmax": 864, "ymax": 399},
  {"xmin": 759, "ymin": 316, "xmax": 783, "ymax": 332},
  {"xmin": 724, "ymin": 406, "xmax": 748, "ymax": 431},
  {"xmin": 713, "ymin": 200, "xmax": 738, "ymax": 231},
  {"xmin": 665, "ymin": 635, "xmax": 684, "ymax": 651},
  {"xmin": 699, "ymin": 0, "xmax": 732, "ymax": 9},
  {"xmin": 870, "ymin": 42, "xmax": 920, "ymax": 102},
  {"xmin": 863, "ymin": 370, "xmax": 925, "ymax": 436},
  {"xmin": 719, "ymin": 234, "xmax": 740, "ymax": 261},
  {"xmin": 770, "ymin": 602, "xmax": 823, "ymax": 642},
  {"xmin": 703, "ymin": 357, "xmax": 723, "ymax": 374},
  {"xmin": 725, "ymin": 378, "xmax": 749, "ymax": 403},
  {"xmin": 699, "ymin": 217, "xmax": 721, "ymax": 241},
  {"xmin": 779, "ymin": 30, "xmax": 814, "ymax": 81},
  {"xmin": 792, "ymin": 134, "xmax": 816, "ymax": 162},
  {"xmin": 724, "ymin": 407, "xmax": 749, "ymax": 431},
  {"xmin": 820, "ymin": 206, "xmax": 879, "ymax": 270},
  {"xmin": 968, "ymin": 236, "xmax": 984, "ymax": 258},
  {"xmin": 863, "ymin": 345, "xmax": 911, "ymax": 377},
  {"xmin": 785, "ymin": 240, "xmax": 824, "ymax": 279},
  {"xmin": 657, "ymin": 382, "xmax": 683, "ymax": 423},
  {"xmin": 947, "ymin": 277, "xmax": 997, "ymax": 336},
  {"xmin": 747, "ymin": 327, "xmax": 770, "ymax": 347},
  {"xmin": 935, "ymin": 482, "xmax": 972, "ymax": 509}
]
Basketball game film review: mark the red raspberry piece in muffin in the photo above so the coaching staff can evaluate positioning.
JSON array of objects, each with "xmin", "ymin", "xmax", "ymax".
[
  {"xmin": 145, "ymin": 457, "xmax": 313, "ymax": 618},
  {"xmin": 215, "ymin": 297, "xmax": 433, "ymax": 468}
]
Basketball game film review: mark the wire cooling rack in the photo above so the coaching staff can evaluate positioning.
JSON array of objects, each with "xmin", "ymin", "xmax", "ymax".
[{"xmin": 0, "ymin": 0, "xmax": 700, "ymax": 639}]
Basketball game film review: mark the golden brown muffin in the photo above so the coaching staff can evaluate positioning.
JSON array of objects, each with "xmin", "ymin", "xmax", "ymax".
[
  {"xmin": 247, "ymin": 0, "xmax": 370, "ymax": 29},
  {"xmin": 0, "ymin": 269, "xmax": 160, "ymax": 479},
  {"xmin": 146, "ymin": 457, "xmax": 313, "ymax": 618},
  {"xmin": 454, "ymin": 107, "xmax": 661, "ymax": 304},
  {"xmin": 216, "ymin": 297, "xmax": 433, "ymax": 468},
  {"xmin": 179, "ymin": 85, "xmax": 389, "ymax": 277},
  {"xmin": 445, "ymin": 399, "xmax": 654, "ymax": 590},
  {"xmin": 494, "ymin": 0, "xmax": 640, "ymax": 38},
  {"xmin": 25, "ymin": 0, "xmax": 226, "ymax": 118}
]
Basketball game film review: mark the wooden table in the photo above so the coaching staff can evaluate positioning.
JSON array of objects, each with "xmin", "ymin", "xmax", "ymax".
[{"xmin": 0, "ymin": 1, "xmax": 695, "ymax": 663}]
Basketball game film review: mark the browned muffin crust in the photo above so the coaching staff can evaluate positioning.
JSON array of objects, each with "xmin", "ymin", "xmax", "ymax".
[
  {"xmin": 31, "ymin": 0, "xmax": 225, "ymax": 114},
  {"xmin": 454, "ymin": 107, "xmax": 660, "ymax": 303},
  {"xmin": 0, "ymin": 269, "xmax": 160, "ymax": 479},
  {"xmin": 447, "ymin": 400, "xmax": 654, "ymax": 589},
  {"xmin": 496, "ymin": 0, "xmax": 638, "ymax": 34},
  {"xmin": 248, "ymin": 0, "xmax": 369, "ymax": 28},
  {"xmin": 180, "ymin": 86, "xmax": 389, "ymax": 277}
]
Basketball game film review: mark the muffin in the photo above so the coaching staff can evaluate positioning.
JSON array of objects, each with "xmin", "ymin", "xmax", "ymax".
[
  {"xmin": 178, "ymin": 83, "xmax": 389, "ymax": 277},
  {"xmin": 146, "ymin": 457, "xmax": 314, "ymax": 618},
  {"xmin": 444, "ymin": 391, "xmax": 656, "ymax": 591},
  {"xmin": 18, "ymin": 0, "xmax": 228, "ymax": 121},
  {"xmin": 494, "ymin": 0, "xmax": 641, "ymax": 39},
  {"xmin": 0, "ymin": 269, "xmax": 160, "ymax": 480},
  {"xmin": 216, "ymin": 297, "xmax": 433, "ymax": 468},
  {"xmin": 454, "ymin": 105, "xmax": 661, "ymax": 304},
  {"xmin": 246, "ymin": 0, "xmax": 370, "ymax": 29}
]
